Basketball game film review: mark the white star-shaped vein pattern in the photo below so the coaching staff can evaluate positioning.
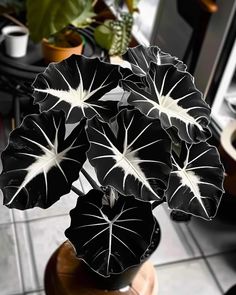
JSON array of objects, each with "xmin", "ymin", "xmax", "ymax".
[
  {"xmin": 167, "ymin": 143, "xmax": 223, "ymax": 219},
  {"xmin": 89, "ymin": 111, "xmax": 171, "ymax": 200},
  {"xmin": 34, "ymin": 61, "xmax": 117, "ymax": 120},
  {"xmin": 131, "ymin": 69, "xmax": 204, "ymax": 130},
  {"xmin": 6, "ymin": 117, "xmax": 81, "ymax": 206}
]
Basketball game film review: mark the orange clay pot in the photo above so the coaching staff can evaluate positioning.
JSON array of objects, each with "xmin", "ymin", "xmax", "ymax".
[{"xmin": 42, "ymin": 33, "xmax": 83, "ymax": 64}]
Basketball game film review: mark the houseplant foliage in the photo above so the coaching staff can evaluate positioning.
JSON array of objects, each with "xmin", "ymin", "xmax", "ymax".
[
  {"xmin": 1, "ymin": 0, "xmax": 95, "ymax": 44},
  {"xmin": 0, "ymin": 45, "xmax": 224, "ymax": 284},
  {"xmin": 94, "ymin": 0, "xmax": 138, "ymax": 56},
  {"xmin": 26, "ymin": 0, "xmax": 96, "ymax": 44}
]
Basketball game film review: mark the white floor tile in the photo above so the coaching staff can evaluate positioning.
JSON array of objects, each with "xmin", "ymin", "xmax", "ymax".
[
  {"xmin": 188, "ymin": 215, "xmax": 236, "ymax": 255},
  {"xmin": 16, "ymin": 223, "xmax": 39, "ymax": 292},
  {"xmin": 207, "ymin": 252, "xmax": 236, "ymax": 292},
  {"xmin": 28, "ymin": 215, "xmax": 70, "ymax": 289},
  {"xmin": 0, "ymin": 223, "xmax": 22, "ymax": 294},
  {"xmin": 150, "ymin": 204, "xmax": 201, "ymax": 265},
  {"xmin": 0, "ymin": 190, "xmax": 13, "ymax": 224},
  {"xmin": 0, "ymin": 193, "xmax": 27, "ymax": 223},
  {"xmin": 156, "ymin": 259, "xmax": 221, "ymax": 295},
  {"xmin": 25, "ymin": 191, "xmax": 78, "ymax": 221},
  {"xmin": 12, "ymin": 208, "xmax": 27, "ymax": 222}
]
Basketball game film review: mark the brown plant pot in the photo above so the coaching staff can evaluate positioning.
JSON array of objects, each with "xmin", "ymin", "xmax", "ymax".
[
  {"xmin": 219, "ymin": 121, "xmax": 236, "ymax": 196},
  {"xmin": 44, "ymin": 241, "xmax": 158, "ymax": 295},
  {"xmin": 42, "ymin": 34, "xmax": 83, "ymax": 64}
]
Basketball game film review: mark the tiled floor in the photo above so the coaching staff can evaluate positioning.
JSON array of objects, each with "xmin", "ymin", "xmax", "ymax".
[{"xmin": 0, "ymin": 141, "xmax": 236, "ymax": 294}]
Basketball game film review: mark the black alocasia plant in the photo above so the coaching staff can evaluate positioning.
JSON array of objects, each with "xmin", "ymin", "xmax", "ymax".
[{"xmin": 0, "ymin": 45, "xmax": 224, "ymax": 281}]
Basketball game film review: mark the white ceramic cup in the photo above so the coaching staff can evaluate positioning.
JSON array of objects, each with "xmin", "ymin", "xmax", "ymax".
[{"xmin": 1, "ymin": 25, "xmax": 29, "ymax": 58}]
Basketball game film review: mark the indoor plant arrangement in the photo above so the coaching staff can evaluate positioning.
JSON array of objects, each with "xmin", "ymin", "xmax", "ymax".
[
  {"xmin": 26, "ymin": 0, "xmax": 97, "ymax": 62},
  {"xmin": 0, "ymin": 45, "xmax": 224, "ymax": 291},
  {"xmin": 1, "ymin": 0, "xmax": 138, "ymax": 61},
  {"xmin": 94, "ymin": 0, "xmax": 139, "ymax": 56},
  {"xmin": 0, "ymin": 0, "xmax": 96, "ymax": 62},
  {"xmin": 26, "ymin": 0, "xmax": 96, "ymax": 43}
]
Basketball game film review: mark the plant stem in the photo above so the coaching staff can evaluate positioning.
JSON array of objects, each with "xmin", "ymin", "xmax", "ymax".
[
  {"xmin": 108, "ymin": 186, "xmax": 117, "ymax": 207},
  {"xmin": 152, "ymin": 199, "xmax": 165, "ymax": 210},
  {"xmin": 71, "ymin": 185, "xmax": 85, "ymax": 196},
  {"xmin": 81, "ymin": 168, "xmax": 101, "ymax": 191}
]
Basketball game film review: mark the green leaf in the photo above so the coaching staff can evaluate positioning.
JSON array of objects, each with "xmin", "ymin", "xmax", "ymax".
[
  {"xmin": 94, "ymin": 20, "xmax": 114, "ymax": 51},
  {"xmin": 109, "ymin": 13, "xmax": 134, "ymax": 56},
  {"xmin": 71, "ymin": 0, "xmax": 96, "ymax": 28},
  {"xmin": 26, "ymin": 0, "xmax": 90, "ymax": 42}
]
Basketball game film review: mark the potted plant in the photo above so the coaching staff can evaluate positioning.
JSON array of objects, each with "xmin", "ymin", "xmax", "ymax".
[
  {"xmin": 94, "ymin": 0, "xmax": 139, "ymax": 56},
  {"xmin": 0, "ymin": 45, "xmax": 224, "ymax": 294},
  {"xmin": 26, "ymin": 0, "xmax": 97, "ymax": 62}
]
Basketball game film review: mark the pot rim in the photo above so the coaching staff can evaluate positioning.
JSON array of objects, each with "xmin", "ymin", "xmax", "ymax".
[{"xmin": 42, "ymin": 35, "xmax": 84, "ymax": 50}]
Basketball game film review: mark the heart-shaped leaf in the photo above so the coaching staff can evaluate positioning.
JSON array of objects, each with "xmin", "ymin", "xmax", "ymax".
[
  {"xmin": 26, "ymin": 0, "xmax": 94, "ymax": 42},
  {"xmin": 122, "ymin": 45, "xmax": 187, "ymax": 76},
  {"xmin": 122, "ymin": 62, "xmax": 211, "ymax": 143},
  {"xmin": 0, "ymin": 110, "xmax": 89, "ymax": 209},
  {"xmin": 71, "ymin": 0, "xmax": 96, "ymax": 28},
  {"xmin": 32, "ymin": 55, "xmax": 122, "ymax": 123},
  {"xmin": 87, "ymin": 108, "xmax": 172, "ymax": 201},
  {"xmin": 165, "ymin": 142, "xmax": 224, "ymax": 220},
  {"xmin": 65, "ymin": 189, "xmax": 160, "ymax": 277}
]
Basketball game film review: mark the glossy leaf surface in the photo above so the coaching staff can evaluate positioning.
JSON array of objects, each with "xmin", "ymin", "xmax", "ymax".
[
  {"xmin": 32, "ymin": 55, "xmax": 121, "ymax": 123},
  {"xmin": 65, "ymin": 189, "xmax": 160, "ymax": 277},
  {"xmin": 123, "ymin": 62, "xmax": 211, "ymax": 143},
  {"xmin": 165, "ymin": 142, "xmax": 224, "ymax": 220},
  {"xmin": 122, "ymin": 45, "xmax": 187, "ymax": 76},
  {"xmin": 87, "ymin": 108, "xmax": 172, "ymax": 201},
  {"xmin": 0, "ymin": 110, "xmax": 89, "ymax": 209}
]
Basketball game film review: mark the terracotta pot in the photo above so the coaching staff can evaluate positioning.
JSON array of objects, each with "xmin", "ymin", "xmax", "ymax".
[
  {"xmin": 44, "ymin": 241, "xmax": 158, "ymax": 295},
  {"xmin": 42, "ymin": 34, "xmax": 83, "ymax": 64}
]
